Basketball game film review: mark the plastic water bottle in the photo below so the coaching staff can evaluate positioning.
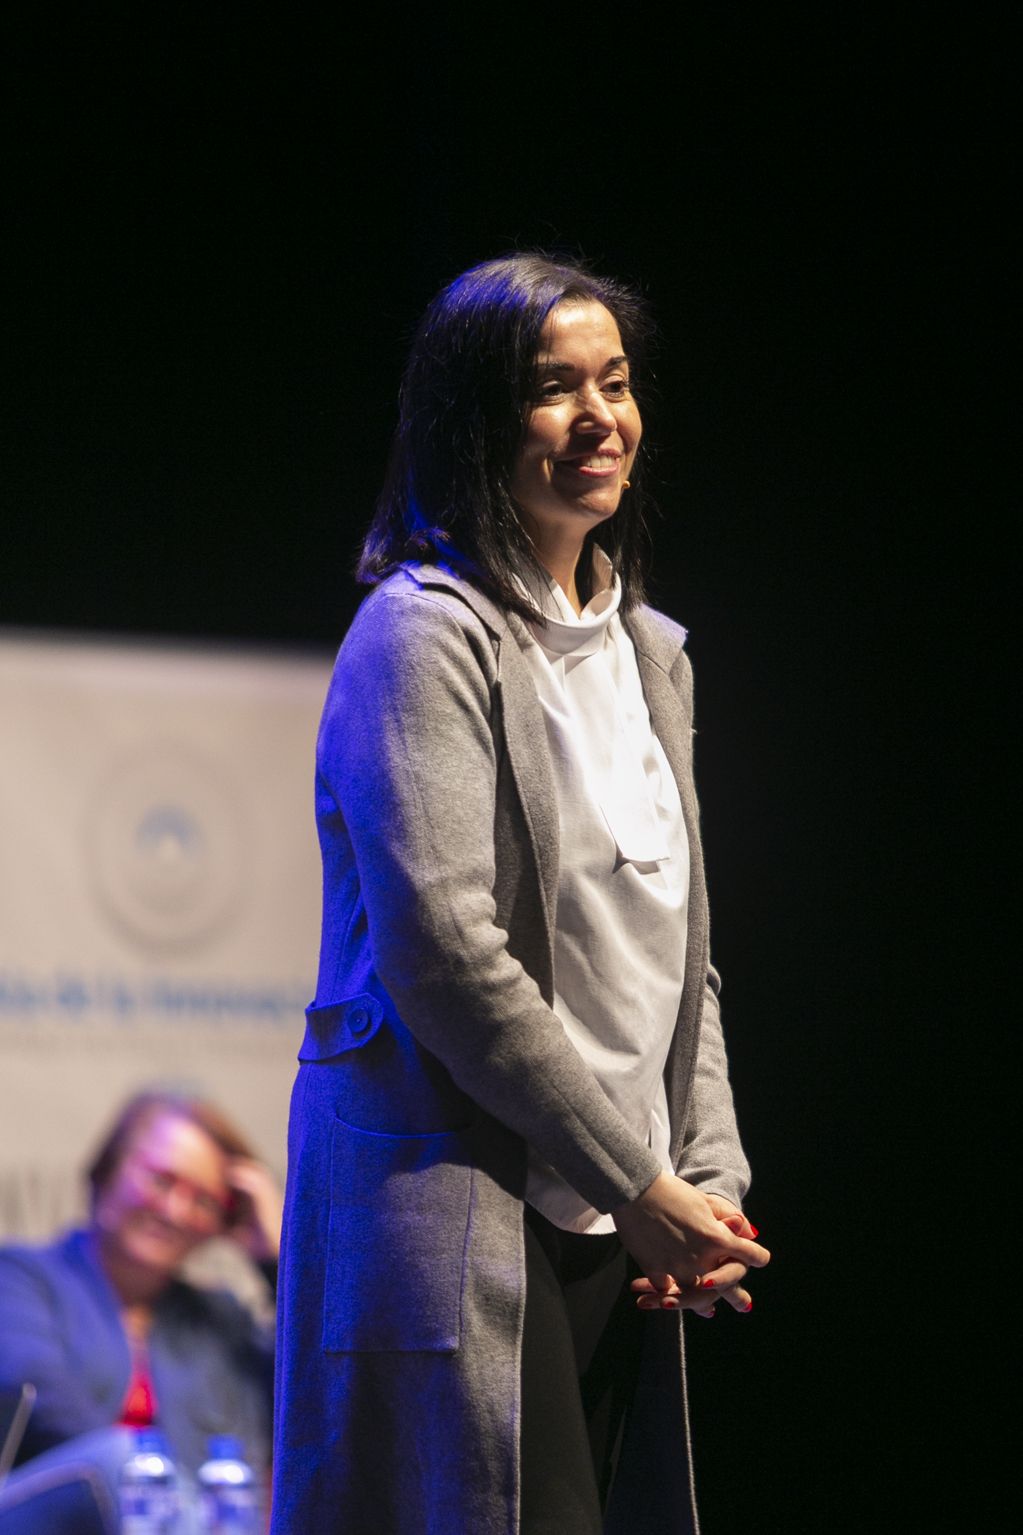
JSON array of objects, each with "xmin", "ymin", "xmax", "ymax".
[
  {"xmin": 197, "ymin": 1435, "xmax": 262, "ymax": 1533},
  {"xmin": 119, "ymin": 1427, "xmax": 183, "ymax": 1534}
]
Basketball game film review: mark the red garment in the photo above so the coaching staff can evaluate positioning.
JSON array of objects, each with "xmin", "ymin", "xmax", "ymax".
[{"xmin": 118, "ymin": 1339, "xmax": 157, "ymax": 1427}]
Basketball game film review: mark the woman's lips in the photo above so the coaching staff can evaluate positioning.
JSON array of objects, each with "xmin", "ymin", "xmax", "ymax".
[
  {"xmin": 551, "ymin": 452, "xmax": 622, "ymax": 480},
  {"xmin": 134, "ymin": 1213, "xmax": 187, "ymax": 1244}
]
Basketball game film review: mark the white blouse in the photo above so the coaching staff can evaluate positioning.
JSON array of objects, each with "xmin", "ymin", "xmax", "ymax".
[{"xmin": 516, "ymin": 550, "xmax": 690, "ymax": 1233}]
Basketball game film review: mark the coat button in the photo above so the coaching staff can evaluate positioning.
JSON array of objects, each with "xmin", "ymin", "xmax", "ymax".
[{"xmin": 349, "ymin": 1006, "xmax": 371, "ymax": 1036}]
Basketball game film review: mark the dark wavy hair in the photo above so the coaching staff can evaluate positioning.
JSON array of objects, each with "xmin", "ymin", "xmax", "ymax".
[{"xmin": 358, "ymin": 252, "xmax": 655, "ymax": 615}]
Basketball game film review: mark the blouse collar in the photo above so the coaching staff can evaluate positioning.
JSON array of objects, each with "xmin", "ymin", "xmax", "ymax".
[{"xmin": 519, "ymin": 548, "xmax": 622, "ymax": 659}]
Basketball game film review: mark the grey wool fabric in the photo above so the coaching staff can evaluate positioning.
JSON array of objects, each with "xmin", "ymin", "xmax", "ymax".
[{"xmin": 270, "ymin": 563, "xmax": 751, "ymax": 1535}]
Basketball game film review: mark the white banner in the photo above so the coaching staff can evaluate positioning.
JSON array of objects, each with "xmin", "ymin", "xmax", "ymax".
[{"xmin": 0, "ymin": 630, "xmax": 333, "ymax": 1240}]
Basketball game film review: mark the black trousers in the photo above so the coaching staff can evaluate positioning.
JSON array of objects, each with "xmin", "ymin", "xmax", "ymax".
[{"xmin": 519, "ymin": 1204, "xmax": 645, "ymax": 1535}]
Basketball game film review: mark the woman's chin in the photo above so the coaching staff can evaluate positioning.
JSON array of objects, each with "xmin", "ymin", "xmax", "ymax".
[
  {"xmin": 115, "ymin": 1222, "xmax": 194, "ymax": 1277},
  {"xmin": 521, "ymin": 493, "xmax": 622, "ymax": 544}
]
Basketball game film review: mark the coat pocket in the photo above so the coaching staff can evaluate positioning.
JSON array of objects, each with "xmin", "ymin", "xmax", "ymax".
[
  {"xmin": 322, "ymin": 1115, "xmax": 473, "ymax": 1353},
  {"xmin": 298, "ymin": 995, "xmax": 383, "ymax": 1060}
]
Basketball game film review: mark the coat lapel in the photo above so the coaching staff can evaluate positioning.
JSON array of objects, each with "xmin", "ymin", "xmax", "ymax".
[
  {"xmin": 625, "ymin": 606, "xmax": 693, "ymax": 809},
  {"xmin": 494, "ymin": 612, "xmax": 561, "ymax": 930},
  {"xmin": 626, "ymin": 604, "xmax": 710, "ymax": 987}
]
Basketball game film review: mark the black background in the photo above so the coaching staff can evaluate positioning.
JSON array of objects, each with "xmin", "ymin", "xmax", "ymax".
[{"xmin": 2, "ymin": 7, "xmax": 1009, "ymax": 1531}]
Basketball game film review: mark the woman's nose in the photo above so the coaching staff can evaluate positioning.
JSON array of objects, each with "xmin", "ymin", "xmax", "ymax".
[
  {"xmin": 159, "ymin": 1180, "xmax": 193, "ymax": 1225},
  {"xmin": 575, "ymin": 386, "xmax": 617, "ymax": 432}
]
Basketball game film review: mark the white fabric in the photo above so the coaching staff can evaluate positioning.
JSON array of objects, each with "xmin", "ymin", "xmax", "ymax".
[{"xmin": 516, "ymin": 552, "xmax": 690, "ymax": 1233}]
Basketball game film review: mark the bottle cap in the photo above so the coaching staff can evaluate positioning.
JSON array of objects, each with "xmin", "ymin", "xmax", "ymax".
[
  {"xmin": 206, "ymin": 1434, "xmax": 245, "ymax": 1462},
  {"xmin": 133, "ymin": 1427, "xmax": 172, "ymax": 1455}
]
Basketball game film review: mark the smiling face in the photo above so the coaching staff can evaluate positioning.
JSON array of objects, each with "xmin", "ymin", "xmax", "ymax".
[
  {"xmin": 92, "ymin": 1110, "xmax": 232, "ymax": 1283},
  {"xmin": 509, "ymin": 300, "xmax": 642, "ymax": 562}
]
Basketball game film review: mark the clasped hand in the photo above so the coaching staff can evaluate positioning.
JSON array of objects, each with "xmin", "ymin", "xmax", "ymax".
[{"xmin": 612, "ymin": 1173, "xmax": 770, "ymax": 1319}]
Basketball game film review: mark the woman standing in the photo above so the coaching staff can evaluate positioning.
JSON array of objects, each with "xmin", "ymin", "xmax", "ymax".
[{"xmin": 271, "ymin": 253, "xmax": 769, "ymax": 1535}]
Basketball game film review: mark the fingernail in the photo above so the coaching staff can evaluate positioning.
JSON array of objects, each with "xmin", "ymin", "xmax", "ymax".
[
  {"xmin": 742, "ymin": 1300, "xmax": 753, "ymax": 1313},
  {"xmin": 701, "ymin": 1278, "xmax": 717, "ymax": 1289},
  {"xmin": 662, "ymin": 1297, "xmax": 679, "ymax": 1310},
  {"xmin": 748, "ymin": 1224, "xmax": 760, "ymax": 1238}
]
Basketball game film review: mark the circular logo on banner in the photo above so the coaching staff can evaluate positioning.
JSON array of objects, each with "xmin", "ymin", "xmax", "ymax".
[{"xmin": 87, "ymin": 747, "xmax": 247, "ymax": 949}]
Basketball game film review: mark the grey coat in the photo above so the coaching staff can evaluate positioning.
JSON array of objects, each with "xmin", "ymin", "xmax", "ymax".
[{"xmin": 270, "ymin": 563, "xmax": 750, "ymax": 1535}]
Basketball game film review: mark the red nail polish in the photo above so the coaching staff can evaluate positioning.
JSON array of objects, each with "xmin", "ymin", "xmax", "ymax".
[
  {"xmin": 748, "ymin": 1224, "xmax": 760, "ymax": 1238},
  {"xmin": 701, "ymin": 1278, "xmax": 717, "ymax": 1289},
  {"xmin": 742, "ymin": 1300, "xmax": 753, "ymax": 1313},
  {"xmin": 662, "ymin": 1297, "xmax": 679, "ymax": 1310}
]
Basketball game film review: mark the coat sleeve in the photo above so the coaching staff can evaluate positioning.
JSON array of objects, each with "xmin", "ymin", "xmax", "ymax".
[
  {"xmin": 317, "ymin": 586, "xmax": 663, "ymax": 1215},
  {"xmin": 675, "ymin": 964, "xmax": 752, "ymax": 1209}
]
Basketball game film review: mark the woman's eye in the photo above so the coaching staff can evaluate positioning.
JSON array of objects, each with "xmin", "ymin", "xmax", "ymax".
[{"xmin": 533, "ymin": 376, "xmax": 631, "ymax": 402}]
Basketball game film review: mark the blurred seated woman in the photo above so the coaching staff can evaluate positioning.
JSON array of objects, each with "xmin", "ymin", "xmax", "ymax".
[{"xmin": 0, "ymin": 1091, "xmax": 281, "ymax": 1525}]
